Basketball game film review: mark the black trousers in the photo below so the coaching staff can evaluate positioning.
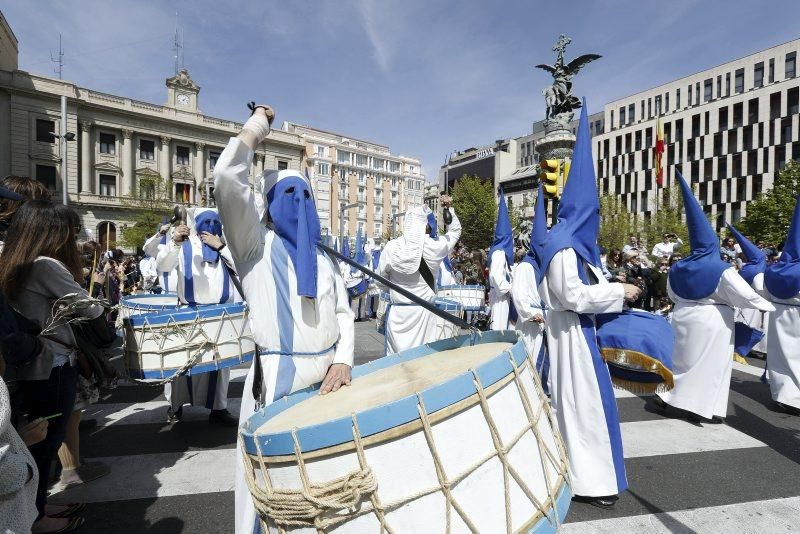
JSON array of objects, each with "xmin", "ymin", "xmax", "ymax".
[{"xmin": 19, "ymin": 363, "xmax": 77, "ymax": 517}]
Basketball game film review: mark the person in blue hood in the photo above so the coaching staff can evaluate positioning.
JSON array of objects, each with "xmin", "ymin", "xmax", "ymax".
[
  {"xmin": 488, "ymin": 187, "xmax": 514, "ymax": 329},
  {"xmin": 538, "ymin": 103, "xmax": 642, "ymax": 509},
  {"xmin": 213, "ymin": 104, "xmax": 356, "ymax": 534},
  {"xmin": 762, "ymin": 195, "xmax": 800, "ymax": 415},
  {"xmin": 655, "ymin": 172, "xmax": 773, "ymax": 424},
  {"xmin": 726, "ymin": 223, "xmax": 770, "ymax": 356}
]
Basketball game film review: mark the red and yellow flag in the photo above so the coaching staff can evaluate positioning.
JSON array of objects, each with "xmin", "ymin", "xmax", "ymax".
[{"xmin": 655, "ymin": 118, "xmax": 665, "ymax": 186}]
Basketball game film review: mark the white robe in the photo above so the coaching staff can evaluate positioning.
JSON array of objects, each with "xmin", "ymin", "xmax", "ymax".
[
  {"xmin": 762, "ymin": 278, "xmax": 800, "ymax": 409},
  {"xmin": 138, "ymin": 256, "xmax": 158, "ymax": 291},
  {"xmin": 659, "ymin": 269, "xmax": 774, "ymax": 419},
  {"xmin": 488, "ymin": 249, "xmax": 512, "ymax": 330},
  {"xmin": 377, "ymin": 209, "xmax": 461, "ymax": 355},
  {"xmin": 739, "ymin": 272, "xmax": 769, "ymax": 354},
  {"xmin": 511, "ymin": 261, "xmax": 545, "ymax": 363},
  {"xmin": 213, "ymin": 137, "xmax": 355, "ymax": 534},
  {"xmin": 437, "ymin": 260, "xmax": 456, "ymax": 287},
  {"xmin": 143, "ymin": 232, "xmax": 178, "ymax": 293},
  {"xmin": 541, "ymin": 248, "xmax": 627, "ymax": 497},
  {"xmin": 155, "ymin": 234, "xmax": 239, "ymax": 413}
]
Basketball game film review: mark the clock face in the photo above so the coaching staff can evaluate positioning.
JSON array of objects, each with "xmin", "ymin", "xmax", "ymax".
[{"xmin": 177, "ymin": 93, "xmax": 190, "ymax": 106}]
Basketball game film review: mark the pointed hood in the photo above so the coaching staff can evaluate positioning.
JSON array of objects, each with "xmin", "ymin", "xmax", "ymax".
[
  {"xmin": 765, "ymin": 194, "xmax": 800, "ymax": 299},
  {"xmin": 668, "ymin": 171, "xmax": 730, "ymax": 300},
  {"xmin": 539, "ymin": 101, "xmax": 601, "ymax": 273},
  {"xmin": 354, "ymin": 228, "xmax": 367, "ymax": 270},
  {"xmin": 726, "ymin": 223, "xmax": 766, "ymax": 286},
  {"xmin": 488, "ymin": 186, "xmax": 514, "ymax": 267},
  {"xmin": 522, "ymin": 184, "xmax": 547, "ymax": 284},
  {"xmin": 342, "ymin": 235, "xmax": 351, "ymax": 259}
]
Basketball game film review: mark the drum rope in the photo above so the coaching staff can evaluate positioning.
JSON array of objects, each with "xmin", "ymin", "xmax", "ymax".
[
  {"xmin": 350, "ymin": 416, "xmax": 394, "ymax": 534},
  {"xmin": 524, "ymin": 355, "xmax": 571, "ymax": 476}
]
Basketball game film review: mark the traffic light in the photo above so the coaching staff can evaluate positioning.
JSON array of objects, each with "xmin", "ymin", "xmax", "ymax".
[
  {"xmin": 562, "ymin": 158, "xmax": 571, "ymax": 185},
  {"xmin": 539, "ymin": 159, "xmax": 561, "ymax": 199}
]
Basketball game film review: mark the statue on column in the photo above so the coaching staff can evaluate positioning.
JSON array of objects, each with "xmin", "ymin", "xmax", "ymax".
[{"xmin": 536, "ymin": 35, "xmax": 601, "ymax": 126}]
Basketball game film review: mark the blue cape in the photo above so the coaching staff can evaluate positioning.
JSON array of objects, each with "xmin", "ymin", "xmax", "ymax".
[
  {"xmin": 521, "ymin": 184, "xmax": 547, "ymax": 285},
  {"xmin": 539, "ymin": 102, "xmax": 601, "ymax": 273},
  {"xmin": 726, "ymin": 223, "xmax": 766, "ymax": 286},
  {"xmin": 765, "ymin": 194, "xmax": 800, "ymax": 299},
  {"xmin": 668, "ymin": 171, "xmax": 730, "ymax": 300},
  {"xmin": 267, "ymin": 176, "xmax": 321, "ymax": 298},
  {"xmin": 194, "ymin": 211, "xmax": 223, "ymax": 263},
  {"xmin": 488, "ymin": 187, "xmax": 514, "ymax": 268}
]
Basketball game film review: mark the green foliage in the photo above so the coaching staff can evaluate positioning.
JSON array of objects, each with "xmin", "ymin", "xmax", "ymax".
[
  {"xmin": 598, "ymin": 195, "xmax": 636, "ymax": 252},
  {"xmin": 642, "ymin": 184, "xmax": 688, "ymax": 251},
  {"xmin": 451, "ymin": 175, "xmax": 496, "ymax": 250},
  {"xmin": 739, "ymin": 161, "xmax": 800, "ymax": 244},
  {"xmin": 119, "ymin": 173, "xmax": 175, "ymax": 250}
]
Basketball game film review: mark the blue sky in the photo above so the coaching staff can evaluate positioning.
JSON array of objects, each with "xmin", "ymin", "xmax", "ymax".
[{"xmin": 5, "ymin": 0, "xmax": 799, "ymax": 180}]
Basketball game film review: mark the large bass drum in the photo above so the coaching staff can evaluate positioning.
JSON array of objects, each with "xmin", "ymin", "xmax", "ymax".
[
  {"xmin": 437, "ymin": 284, "xmax": 486, "ymax": 313},
  {"xmin": 239, "ymin": 330, "xmax": 571, "ymax": 533},
  {"xmin": 118, "ymin": 293, "xmax": 180, "ymax": 319}
]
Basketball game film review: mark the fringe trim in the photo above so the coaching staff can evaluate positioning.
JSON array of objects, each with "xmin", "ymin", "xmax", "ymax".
[
  {"xmin": 600, "ymin": 348, "xmax": 675, "ymax": 394},
  {"xmin": 733, "ymin": 353, "xmax": 749, "ymax": 365}
]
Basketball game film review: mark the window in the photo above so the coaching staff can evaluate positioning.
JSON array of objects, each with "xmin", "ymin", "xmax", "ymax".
[
  {"xmin": 35, "ymin": 164, "xmax": 56, "ymax": 191},
  {"xmin": 782, "ymin": 118, "xmax": 793, "ymax": 144},
  {"xmin": 139, "ymin": 178, "xmax": 155, "ymax": 199},
  {"xmin": 713, "ymin": 134, "xmax": 723, "ymax": 157},
  {"xmin": 735, "ymin": 68, "xmax": 744, "ymax": 93},
  {"xmin": 786, "ymin": 52, "xmax": 796, "ymax": 79},
  {"xmin": 743, "ymin": 126, "xmax": 753, "ymax": 150},
  {"xmin": 770, "ymin": 91, "xmax": 782, "ymax": 120},
  {"xmin": 733, "ymin": 102, "xmax": 743, "ymax": 128},
  {"xmin": 737, "ymin": 176, "xmax": 748, "ymax": 201},
  {"xmin": 176, "ymin": 145, "xmax": 190, "ymax": 166},
  {"xmin": 139, "ymin": 139, "xmax": 155, "ymax": 160},
  {"xmin": 728, "ymin": 129, "xmax": 738, "ymax": 154},
  {"xmin": 665, "ymin": 92, "xmax": 670, "ymax": 112},
  {"xmin": 748, "ymin": 98, "xmax": 759, "ymax": 124},
  {"xmin": 645, "ymin": 127, "xmax": 653, "ymax": 148},
  {"xmin": 356, "ymin": 154, "xmax": 367, "ymax": 166},
  {"xmin": 676, "ymin": 88, "xmax": 681, "ymax": 109},
  {"xmin": 754, "ymin": 62, "xmax": 764, "ymax": 88},
  {"xmin": 695, "ymin": 82, "xmax": 700, "ymax": 104},
  {"xmin": 748, "ymin": 150, "xmax": 758, "ymax": 175},
  {"xmin": 316, "ymin": 145, "xmax": 325, "ymax": 157},
  {"xmin": 634, "ymin": 130, "xmax": 642, "ymax": 151},
  {"xmin": 789, "ymin": 87, "xmax": 800, "ymax": 114},
  {"xmin": 704, "ymin": 111, "xmax": 710, "ymax": 135},
  {"xmin": 725, "ymin": 73, "xmax": 731, "ymax": 96},
  {"xmin": 175, "ymin": 183, "xmax": 192, "ymax": 203},
  {"xmin": 99, "ymin": 174, "xmax": 116, "ymax": 196},
  {"xmin": 704, "ymin": 78, "xmax": 713, "ymax": 101},
  {"xmin": 99, "ymin": 133, "xmax": 116, "ymax": 154},
  {"xmin": 619, "ymin": 107, "xmax": 626, "ymax": 126},
  {"xmin": 647, "ymin": 98, "xmax": 652, "ymax": 118},
  {"xmin": 372, "ymin": 158, "xmax": 384, "ymax": 171},
  {"xmin": 316, "ymin": 163, "xmax": 330, "ymax": 175},
  {"xmin": 769, "ymin": 58, "xmax": 775, "ymax": 83},
  {"xmin": 691, "ymin": 114, "xmax": 701, "ymax": 137},
  {"xmin": 35, "ymin": 119, "xmax": 55, "ymax": 143},
  {"xmin": 716, "ymin": 75, "xmax": 722, "ymax": 98},
  {"xmin": 610, "ymin": 110, "xmax": 614, "ymax": 128},
  {"xmin": 733, "ymin": 154, "xmax": 742, "ymax": 179},
  {"xmin": 688, "ymin": 84, "xmax": 693, "ymax": 106},
  {"xmin": 277, "ymin": 160, "xmax": 289, "ymax": 170},
  {"xmin": 389, "ymin": 161, "xmax": 400, "ymax": 172},
  {"xmin": 719, "ymin": 107, "xmax": 729, "ymax": 130},
  {"xmin": 338, "ymin": 151, "xmax": 350, "ymax": 164},
  {"xmin": 209, "ymin": 151, "xmax": 220, "ymax": 169}
]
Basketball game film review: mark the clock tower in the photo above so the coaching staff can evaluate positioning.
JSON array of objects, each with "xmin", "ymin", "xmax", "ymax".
[{"xmin": 166, "ymin": 68, "xmax": 200, "ymax": 111}]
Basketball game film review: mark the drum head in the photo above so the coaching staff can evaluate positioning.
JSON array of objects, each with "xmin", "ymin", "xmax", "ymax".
[{"xmin": 121, "ymin": 294, "xmax": 179, "ymax": 307}]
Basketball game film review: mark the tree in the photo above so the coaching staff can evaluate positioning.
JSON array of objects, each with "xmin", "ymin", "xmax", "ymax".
[
  {"xmin": 598, "ymin": 195, "xmax": 637, "ymax": 252},
  {"xmin": 642, "ymin": 184, "xmax": 688, "ymax": 252},
  {"xmin": 739, "ymin": 161, "xmax": 800, "ymax": 244},
  {"xmin": 119, "ymin": 172, "xmax": 176, "ymax": 250},
  {"xmin": 509, "ymin": 192, "xmax": 533, "ymax": 243},
  {"xmin": 451, "ymin": 175, "xmax": 496, "ymax": 250}
]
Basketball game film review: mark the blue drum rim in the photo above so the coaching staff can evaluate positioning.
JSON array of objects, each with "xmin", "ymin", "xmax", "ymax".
[
  {"xmin": 120, "ymin": 293, "xmax": 180, "ymax": 310},
  {"xmin": 127, "ymin": 349, "xmax": 255, "ymax": 379},
  {"xmin": 526, "ymin": 481, "xmax": 572, "ymax": 534},
  {"xmin": 241, "ymin": 330, "xmax": 525, "ymax": 456},
  {"xmin": 124, "ymin": 302, "xmax": 248, "ymax": 327},
  {"xmin": 434, "ymin": 297, "xmax": 464, "ymax": 312},
  {"xmin": 438, "ymin": 285, "xmax": 485, "ymax": 290}
]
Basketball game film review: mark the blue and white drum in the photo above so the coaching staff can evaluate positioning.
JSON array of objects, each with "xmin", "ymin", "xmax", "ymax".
[
  {"xmin": 239, "ymin": 331, "xmax": 571, "ymax": 533},
  {"xmin": 434, "ymin": 297, "xmax": 464, "ymax": 340},
  {"xmin": 118, "ymin": 293, "xmax": 180, "ymax": 319},
  {"xmin": 122, "ymin": 302, "xmax": 256, "ymax": 379},
  {"xmin": 346, "ymin": 279, "xmax": 369, "ymax": 300},
  {"xmin": 438, "ymin": 284, "xmax": 485, "ymax": 312}
]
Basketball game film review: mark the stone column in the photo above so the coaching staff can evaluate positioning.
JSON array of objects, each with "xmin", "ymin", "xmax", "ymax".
[
  {"xmin": 195, "ymin": 142, "xmax": 206, "ymax": 205},
  {"xmin": 159, "ymin": 136, "xmax": 172, "ymax": 182},
  {"xmin": 121, "ymin": 129, "xmax": 134, "ymax": 197},
  {"xmin": 80, "ymin": 120, "xmax": 93, "ymax": 194},
  {"xmin": 256, "ymin": 153, "xmax": 265, "ymax": 175}
]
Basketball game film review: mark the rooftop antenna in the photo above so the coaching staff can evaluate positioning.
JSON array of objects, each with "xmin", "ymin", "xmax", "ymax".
[
  {"xmin": 50, "ymin": 33, "xmax": 64, "ymax": 79},
  {"xmin": 172, "ymin": 5, "xmax": 183, "ymax": 73}
]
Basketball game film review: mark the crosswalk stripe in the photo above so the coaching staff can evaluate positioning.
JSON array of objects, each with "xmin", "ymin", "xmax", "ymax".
[
  {"xmin": 620, "ymin": 419, "xmax": 765, "ymax": 458},
  {"xmin": 82, "ymin": 399, "xmax": 244, "ymax": 426},
  {"xmin": 561, "ymin": 495, "xmax": 800, "ymax": 533},
  {"xmin": 733, "ymin": 361, "xmax": 765, "ymax": 378}
]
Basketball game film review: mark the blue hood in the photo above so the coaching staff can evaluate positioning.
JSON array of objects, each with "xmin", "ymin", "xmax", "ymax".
[
  {"xmin": 726, "ymin": 223, "xmax": 766, "ymax": 286},
  {"xmin": 194, "ymin": 211, "xmax": 223, "ymax": 263},
  {"xmin": 765, "ymin": 194, "xmax": 800, "ymax": 299},
  {"xmin": 488, "ymin": 186, "xmax": 514, "ymax": 268}
]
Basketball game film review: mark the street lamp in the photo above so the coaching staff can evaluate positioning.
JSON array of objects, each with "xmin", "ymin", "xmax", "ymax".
[
  {"xmin": 53, "ymin": 94, "xmax": 76, "ymax": 205},
  {"xmin": 391, "ymin": 211, "xmax": 406, "ymax": 238},
  {"xmin": 339, "ymin": 201, "xmax": 360, "ymax": 244}
]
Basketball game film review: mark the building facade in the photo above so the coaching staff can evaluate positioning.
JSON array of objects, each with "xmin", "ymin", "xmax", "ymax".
[
  {"xmin": 594, "ymin": 39, "xmax": 800, "ymax": 230},
  {"xmin": 282, "ymin": 122, "xmax": 425, "ymax": 239}
]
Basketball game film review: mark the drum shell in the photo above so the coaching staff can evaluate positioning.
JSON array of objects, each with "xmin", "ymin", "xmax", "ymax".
[
  {"xmin": 241, "ymin": 331, "xmax": 570, "ymax": 533},
  {"xmin": 433, "ymin": 297, "xmax": 464, "ymax": 341},
  {"xmin": 437, "ymin": 285, "xmax": 485, "ymax": 312},
  {"xmin": 118, "ymin": 294, "xmax": 180, "ymax": 319}
]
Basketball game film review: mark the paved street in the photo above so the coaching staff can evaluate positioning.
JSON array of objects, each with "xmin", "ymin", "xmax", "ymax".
[{"xmin": 54, "ymin": 322, "xmax": 800, "ymax": 533}]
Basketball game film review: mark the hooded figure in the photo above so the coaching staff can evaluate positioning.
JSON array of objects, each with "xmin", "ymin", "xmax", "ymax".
[
  {"xmin": 488, "ymin": 188, "xmax": 514, "ymax": 330},
  {"xmin": 377, "ymin": 203, "xmax": 461, "ymax": 355},
  {"xmin": 142, "ymin": 216, "xmax": 178, "ymax": 293},
  {"xmin": 727, "ymin": 223, "xmax": 770, "ymax": 355},
  {"xmin": 538, "ymin": 102, "xmax": 634, "ymax": 506},
  {"xmin": 761, "ymin": 195, "xmax": 800, "ymax": 414},
  {"xmin": 212, "ymin": 110, "xmax": 355, "ymax": 534},
  {"xmin": 155, "ymin": 207, "xmax": 240, "ymax": 426},
  {"xmin": 511, "ymin": 184, "xmax": 547, "ymax": 386},
  {"xmin": 656, "ymin": 172, "xmax": 774, "ymax": 423},
  {"xmin": 346, "ymin": 230, "xmax": 369, "ymax": 320}
]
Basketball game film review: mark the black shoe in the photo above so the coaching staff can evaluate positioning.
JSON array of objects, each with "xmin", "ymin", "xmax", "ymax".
[
  {"xmin": 686, "ymin": 412, "xmax": 714, "ymax": 424},
  {"xmin": 774, "ymin": 401, "xmax": 800, "ymax": 416},
  {"xmin": 710, "ymin": 416, "xmax": 726, "ymax": 424},
  {"xmin": 572, "ymin": 494, "xmax": 618, "ymax": 509},
  {"xmin": 209, "ymin": 409, "xmax": 238, "ymax": 427},
  {"xmin": 167, "ymin": 406, "xmax": 183, "ymax": 423},
  {"xmin": 79, "ymin": 418, "xmax": 98, "ymax": 431},
  {"xmin": 652, "ymin": 396, "xmax": 667, "ymax": 411}
]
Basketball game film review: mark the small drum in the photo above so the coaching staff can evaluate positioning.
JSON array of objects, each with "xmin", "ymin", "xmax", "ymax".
[
  {"xmin": 434, "ymin": 297, "xmax": 464, "ymax": 340},
  {"xmin": 122, "ymin": 302, "xmax": 256, "ymax": 379},
  {"xmin": 596, "ymin": 310, "xmax": 675, "ymax": 393},
  {"xmin": 734, "ymin": 321, "xmax": 764, "ymax": 361},
  {"xmin": 119, "ymin": 294, "xmax": 180, "ymax": 319},
  {"xmin": 375, "ymin": 292, "xmax": 390, "ymax": 334},
  {"xmin": 346, "ymin": 279, "xmax": 368, "ymax": 300},
  {"xmin": 240, "ymin": 330, "xmax": 570, "ymax": 533},
  {"xmin": 438, "ymin": 284, "xmax": 485, "ymax": 312}
]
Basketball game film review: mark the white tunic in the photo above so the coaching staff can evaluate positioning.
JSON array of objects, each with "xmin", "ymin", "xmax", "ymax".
[
  {"xmin": 143, "ymin": 232, "xmax": 178, "ymax": 293},
  {"xmin": 739, "ymin": 272, "xmax": 769, "ymax": 353},
  {"xmin": 659, "ymin": 269, "xmax": 774, "ymax": 419},
  {"xmin": 213, "ymin": 137, "xmax": 355, "ymax": 534},
  {"xmin": 488, "ymin": 250, "xmax": 512, "ymax": 330},
  {"xmin": 540, "ymin": 248, "xmax": 627, "ymax": 497},
  {"xmin": 438, "ymin": 260, "xmax": 456, "ymax": 287},
  {"xmin": 138, "ymin": 256, "xmax": 158, "ymax": 291},
  {"xmin": 511, "ymin": 261, "xmax": 545, "ymax": 362},
  {"xmin": 762, "ymin": 281, "xmax": 800, "ymax": 409},
  {"xmin": 377, "ymin": 210, "xmax": 461, "ymax": 355}
]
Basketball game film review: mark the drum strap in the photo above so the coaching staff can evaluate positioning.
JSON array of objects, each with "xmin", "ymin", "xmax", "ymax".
[{"xmin": 418, "ymin": 257, "xmax": 436, "ymax": 292}]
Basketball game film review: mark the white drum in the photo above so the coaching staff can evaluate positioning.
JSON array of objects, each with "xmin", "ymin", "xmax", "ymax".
[
  {"xmin": 438, "ymin": 285, "xmax": 486, "ymax": 312},
  {"xmin": 118, "ymin": 293, "xmax": 180, "ymax": 319},
  {"xmin": 122, "ymin": 302, "xmax": 256, "ymax": 379},
  {"xmin": 240, "ymin": 330, "xmax": 571, "ymax": 533},
  {"xmin": 434, "ymin": 297, "xmax": 464, "ymax": 341}
]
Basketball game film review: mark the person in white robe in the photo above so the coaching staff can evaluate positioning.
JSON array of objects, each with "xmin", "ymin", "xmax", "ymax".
[
  {"xmin": 488, "ymin": 188, "xmax": 514, "ymax": 330},
  {"xmin": 138, "ymin": 253, "xmax": 158, "ymax": 292},
  {"xmin": 656, "ymin": 173, "xmax": 774, "ymax": 424},
  {"xmin": 155, "ymin": 208, "xmax": 239, "ymax": 426},
  {"xmin": 213, "ymin": 105, "xmax": 355, "ymax": 534},
  {"xmin": 377, "ymin": 201, "xmax": 461, "ymax": 355},
  {"xmin": 762, "ymin": 195, "xmax": 800, "ymax": 415},
  {"xmin": 346, "ymin": 231, "xmax": 370, "ymax": 321},
  {"xmin": 727, "ymin": 224, "xmax": 770, "ymax": 357},
  {"xmin": 539, "ymin": 104, "xmax": 642, "ymax": 508},
  {"xmin": 142, "ymin": 219, "xmax": 178, "ymax": 294}
]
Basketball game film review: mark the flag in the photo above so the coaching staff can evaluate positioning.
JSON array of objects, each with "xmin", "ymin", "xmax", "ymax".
[{"xmin": 655, "ymin": 118, "xmax": 665, "ymax": 186}]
